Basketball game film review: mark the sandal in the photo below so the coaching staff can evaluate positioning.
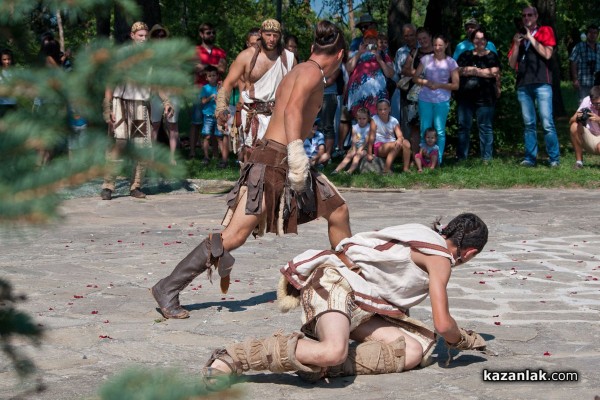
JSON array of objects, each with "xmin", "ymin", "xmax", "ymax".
[{"xmin": 200, "ymin": 348, "xmax": 237, "ymax": 391}]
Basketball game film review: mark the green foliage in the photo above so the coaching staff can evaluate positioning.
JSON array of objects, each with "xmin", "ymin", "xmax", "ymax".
[{"xmin": 98, "ymin": 367, "xmax": 242, "ymax": 400}]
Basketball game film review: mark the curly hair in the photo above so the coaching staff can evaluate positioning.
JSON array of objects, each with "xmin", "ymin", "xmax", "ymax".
[{"xmin": 433, "ymin": 213, "xmax": 488, "ymax": 253}]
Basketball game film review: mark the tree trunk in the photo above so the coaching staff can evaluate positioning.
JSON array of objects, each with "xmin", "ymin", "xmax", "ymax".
[
  {"xmin": 388, "ymin": 0, "xmax": 412, "ymax": 56},
  {"xmin": 113, "ymin": 4, "xmax": 130, "ymax": 44},
  {"xmin": 96, "ymin": 11, "xmax": 111, "ymax": 38},
  {"xmin": 137, "ymin": 0, "xmax": 161, "ymax": 29},
  {"xmin": 56, "ymin": 11, "xmax": 65, "ymax": 53},
  {"xmin": 423, "ymin": 0, "xmax": 462, "ymax": 42},
  {"xmin": 348, "ymin": 0, "xmax": 356, "ymax": 39}
]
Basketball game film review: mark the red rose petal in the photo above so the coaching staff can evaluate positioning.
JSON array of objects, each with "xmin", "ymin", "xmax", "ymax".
[
  {"xmin": 103, "ymin": 320, "xmax": 109, "ymax": 323},
  {"xmin": 99, "ymin": 335, "xmax": 113, "ymax": 339},
  {"xmin": 86, "ymin": 284, "xmax": 93, "ymax": 287},
  {"xmin": 479, "ymin": 281, "xmax": 486, "ymax": 284},
  {"xmin": 188, "ymin": 233, "xmax": 194, "ymax": 236},
  {"xmin": 494, "ymin": 321, "xmax": 501, "ymax": 325},
  {"xmin": 543, "ymin": 351, "xmax": 551, "ymax": 356},
  {"xmin": 73, "ymin": 295, "xmax": 84, "ymax": 299},
  {"xmin": 117, "ymin": 240, "xmax": 122, "ymax": 243},
  {"xmin": 545, "ymin": 275, "xmax": 553, "ymax": 279},
  {"xmin": 492, "ymin": 314, "xmax": 499, "ymax": 317},
  {"xmin": 48, "ymin": 307, "xmax": 54, "ymax": 311},
  {"xmin": 234, "ymin": 279, "xmax": 240, "ymax": 283},
  {"xmin": 167, "ymin": 225, "xmax": 172, "ymax": 228},
  {"xmin": 91, "ymin": 310, "xmax": 99, "ymax": 314}
]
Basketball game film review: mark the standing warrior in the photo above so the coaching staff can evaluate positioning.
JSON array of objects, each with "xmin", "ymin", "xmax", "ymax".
[
  {"xmin": 152, "ymin": 20, "xmax": 351, "ymax": 319},
  {"xmin": 216, "ymin": 19, "xmax": 296, "ymax": 154},
  {"xmin": 101, "ymin": 22, "xmax": 173, "ymax": 200}
]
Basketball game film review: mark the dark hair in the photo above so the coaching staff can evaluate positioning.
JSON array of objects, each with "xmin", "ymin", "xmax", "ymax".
[
  {"xmin": 590, "ymin": 85, "xmax": 600, "ymax": 100},
  {"xmin": 285, "ymin": 34, "xmax": 299, "ymax": 45},
  {"xmin": 416, "ymin": 27, "xmax": 432, "ymax": 37},
  {"xmin": 1, "ymin": 48, "xmax": 13, "ymax": 59},
  {"xmin": 199, "ymin": 23, "xmax": 214, "ymax": 33},
  {"xmin": 587, "ymin": 25, "xmax": 599, "ymax": 33},
  {"xmin": 468, "ymin": 27, "xmax": 488, "ymax": 42},
  {"xmin": 204, "ymin": 65, "xmax": 218, "ymax": 74},
  {"xmin": 434, "ymin": 213, "xmax": 488, "ymax": 254},
  {"xmin": 424, "ymin": 127, "xmax": 437, "ymax": 137},
  {"xmin": 41, "ymin": 39, "xmax": 61, "ymax": 66},
  {"xmin": 312, "ymin": 20, "xmax": 346, "ymax": 55}
]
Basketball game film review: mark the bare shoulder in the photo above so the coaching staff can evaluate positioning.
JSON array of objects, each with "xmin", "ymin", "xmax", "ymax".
[{"xmin": 411, "ymin": 250, "xmax": 452, "ymax": 277}]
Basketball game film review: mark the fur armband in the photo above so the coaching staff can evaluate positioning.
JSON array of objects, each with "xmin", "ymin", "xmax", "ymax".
[{"xmin": 286, "ymin": 139, "xmax": 310, "ymax": 193}]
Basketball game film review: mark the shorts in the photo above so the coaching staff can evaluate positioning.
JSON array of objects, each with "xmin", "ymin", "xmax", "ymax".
[
  {"xmin": 373, "ymin": 141, "xmax": 384, "ymax": 157},
  {"xmin": 222, "ymin": 139, "xmax": 346, "ymax": 236},
  {"xmin": 582, "ymin": 126, "xmax": 600, "ymax": 154},
  {"xmin": 201, "ymin": 115, "xmax": 224, "ymax": 138},
  {"xmin": 150, "ymin": 95, "xmax": 180, "ymax": 124},
  {"xmin": 300, "ymin": 266, "xmax": 373, "ymax": 340}
]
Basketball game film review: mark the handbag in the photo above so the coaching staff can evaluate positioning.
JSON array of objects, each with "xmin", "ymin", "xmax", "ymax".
[
  {"xmin": 407, "ymin": 82, "xmax": 421, "ymax": 102},
  {"xmin": 397, "ymin": 76, "xmax": 412, "ymax": 91}
]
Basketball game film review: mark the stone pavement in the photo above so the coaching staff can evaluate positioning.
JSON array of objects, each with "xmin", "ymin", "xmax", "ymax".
[{"xmin": 1, "ymin": 186, "xmax": 599, "ymax": 400}]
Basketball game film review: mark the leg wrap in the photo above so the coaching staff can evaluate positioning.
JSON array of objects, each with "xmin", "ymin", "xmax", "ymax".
[
  {"xmin": 328, "ymin": 337, "xmax": 405, "ymax": 377},
  {"xmin": 223, "ymin": 332, "xmax": 320, "ymax": 375}
]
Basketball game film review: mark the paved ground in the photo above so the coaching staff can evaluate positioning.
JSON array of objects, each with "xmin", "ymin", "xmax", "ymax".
[{"xmin": 1, "ymin": 184, "xmax": 599, "ymax": 400}]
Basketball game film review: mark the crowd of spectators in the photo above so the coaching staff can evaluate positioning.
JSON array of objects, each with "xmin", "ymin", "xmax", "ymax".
[{"xmin": 1, "ymin": 7, "xmax": 600, "ymax": 182}]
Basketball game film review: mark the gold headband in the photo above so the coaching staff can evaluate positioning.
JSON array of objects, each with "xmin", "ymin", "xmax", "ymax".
[
  {"xmin": 131, "ymin": 22, "xmax": 148, "ymax": 33},
  {"xmin": 261, "ymin": 19, "xmax": 281, "ymax": 33}
]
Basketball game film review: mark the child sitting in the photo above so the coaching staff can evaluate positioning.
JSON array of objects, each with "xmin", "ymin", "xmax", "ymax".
[
  {"xmin": 414, "ymin": 127, "xmax": 439, "ymax": 172},
  {"xmin": 366, "ymin": 98, "xmax": 411, "ymax": 174},
  {"xmin": 332, "ymin": 107, "xmax": 370, "ymax": 175},
  {"xmin": 303, "ymin": 118, "xmax": 330, "ymax": 169}
]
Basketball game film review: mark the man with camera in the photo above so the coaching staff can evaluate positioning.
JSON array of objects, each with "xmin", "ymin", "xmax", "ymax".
[
  {"xmin": 508, "ymin": 6, "xmax": 560, "ymax": 168},
  {"xmin": 569, "ymin": 25, "xmax": 599, "ymax": 102},
  {"xmin": 569, "ymin": 85, "xmax": 600, "ymax": 169}
]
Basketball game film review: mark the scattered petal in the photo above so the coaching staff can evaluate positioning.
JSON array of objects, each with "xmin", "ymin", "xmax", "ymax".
[
  {"xmin": 479, "ymin": 281, "xmax": 486, "ymax": 284},
  {"xmin": 73, "ymin": 295, "xmax": 84, "ymax": 299},
  {"xmin": 67, "ymin": 302, "xmax": 73, "ymax": 305},
  {"xmin": 117, "ymin": 240, "xmax": 122, "ymax": 243},
  {"xmin": 103, "ymin": 320, "xmax": 109, "ymax": 323},
  {"xmin": 234, "ymin": 279, "xmax": 240, "ymax": 283},
  {"xmin": 167, "ymin": 225, "xmax": 172, "ymax": 229},
  {"xmin": 188, "ymin": 233, "xmax": 194, "ymax": 236},
  {"xmin": 48, "ymin": 307, "xmax": 54, "ymax": 311},
  {"xmin": 545, "ymin": 275, "xmax": 553, "ymax": 279},
  {"xmin": 91, "ymin": 310, "xmax": 99, "ymax": 314},
  {"xmin": 492, "ymin": 315, "xmax": 499, "ymax": 317},
  {"xmin": 99, "ymin": 335, "xmax": 113, "ymax": 339},
  {"xmin": 494, "ymin": 321, "xmax": 501, "ymax": 325},
  {"xmin": 543, "ymin": 351, "xmax": 551, "ymax": 356}
]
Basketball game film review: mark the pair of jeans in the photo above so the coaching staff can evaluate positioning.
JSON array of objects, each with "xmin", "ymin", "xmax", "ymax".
[
  {"xmin": 456, "ymin": 101, "xmax": 495, "ymax": 161},
  {"xmin": 318, "ymin": 93, "xmax": 338, "ymax": 141},
  {"xmin": 516, "ymin": 83, "xmax": 560, "ymax": 164},
  {"xmin": 418, "ymin": 99, "xmax": 450, "ymax": 164}
]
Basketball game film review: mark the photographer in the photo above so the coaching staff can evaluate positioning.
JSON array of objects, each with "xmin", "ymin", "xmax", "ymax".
[
  {"xmin": 569, "ymin": 85, "xmax": 600, "ymax": 169},
  {"xmin": 508, "ymin": 6, "xmax": 560, "ymax": 168},
  {"xmin": 346, "ymin": 29, "xmax": 395, "ymax": 118},
  {"xmin": 569, "ymin": 25, "xmax": 599, "ymax": 102}
]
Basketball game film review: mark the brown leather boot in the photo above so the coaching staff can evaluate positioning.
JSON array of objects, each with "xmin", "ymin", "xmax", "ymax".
[{"xmin": 151, "ymin": 234, "xmax": 235, "ymax": 319}]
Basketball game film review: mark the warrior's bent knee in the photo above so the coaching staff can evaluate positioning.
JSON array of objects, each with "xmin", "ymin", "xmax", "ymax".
[{"xmin": 317, "ymin": 343, "xmax": 348, "ymax": 367}]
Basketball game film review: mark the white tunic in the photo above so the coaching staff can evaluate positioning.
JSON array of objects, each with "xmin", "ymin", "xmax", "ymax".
[{"xmin": 280, "ymin": 224, "xmax": 455, "ymax": 316}]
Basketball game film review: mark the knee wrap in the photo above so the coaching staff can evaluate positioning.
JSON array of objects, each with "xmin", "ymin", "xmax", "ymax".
[{"xmin": 328, "ymin": 337, "xmax": 406, "ymax": 377}]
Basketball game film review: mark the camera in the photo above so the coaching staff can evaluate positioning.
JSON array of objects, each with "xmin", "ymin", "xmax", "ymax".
[
  {"xmin": 577, "ymin": 108, "xmax": 592, "ymax": 124},
  {"xmin": 367, "ymin": 43, "xmax": 378, "ymax": 51}
]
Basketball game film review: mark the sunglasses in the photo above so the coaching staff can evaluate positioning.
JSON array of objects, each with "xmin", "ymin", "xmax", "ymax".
[{"xmin": 522, "ymin": 13, "xmax": 534, "ymax": 17}]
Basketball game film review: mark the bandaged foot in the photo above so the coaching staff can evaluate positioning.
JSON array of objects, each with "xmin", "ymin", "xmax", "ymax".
[
  {"xmin": 287, "ymin": 139, "xmax": 310, "ymax": 193},
  {"xmin": 225, "ymin": 331, "xmax": 320, "ymax": 374}
]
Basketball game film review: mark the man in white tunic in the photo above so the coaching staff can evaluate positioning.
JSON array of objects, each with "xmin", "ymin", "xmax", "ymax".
[
  {"xmin": 216, "ymin": 19, "xmax": 296, "ymax": 153},
  {"xmin": 201, "ymin": 213, "xmax": 489, "ymax": 386},
  {"xmin": 101, "ymin": 22, "xmax": 173, "ymax": 200}
]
